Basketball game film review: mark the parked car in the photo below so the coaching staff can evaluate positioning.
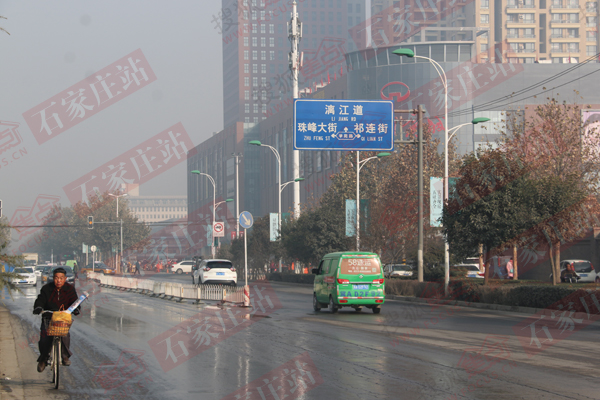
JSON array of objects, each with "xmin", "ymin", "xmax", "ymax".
[
  {"xmin": 47, "ymin": 266, "xmax": 76, "ymax": 285},
  {"xmin": 172, "ymin": 260, "xmax": 196, "ymax": 274},
  {"xmin": 451, "ymin": 263, "xmax": 484, "ymax": 279},
  {"xmin": 10, "ymin": 267, "xmax": 37, "ymax": 285},
  {"xmin": 384, "ymin": 264, "xmax": 414, "ymax": 278},
  {"xmin": 192, "ymin": 259, "xmax": 237, "ymax": 286},
  {"xmin": 80, "ymin": 261, "xmax": 115, "ymax": 275},
  {"xmin": 550, "ymin": 259, "xmax": 596, "ymax": 283},
  {"xmin": 312, "ymin": 252, "xmax": 385, "ymax": 314}
]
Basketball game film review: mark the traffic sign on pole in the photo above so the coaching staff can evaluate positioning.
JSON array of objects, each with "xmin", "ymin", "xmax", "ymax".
[
  {"xmin": 239, "ymin": 211, "xmax": 253, "ymax": 229},
  {"xmin": 294, "ymin": 99, "xmax": 394, "ymax": 151},
  {"xmin": 213, "ymin": 221, "xmax": 225, "ymax": 237}
]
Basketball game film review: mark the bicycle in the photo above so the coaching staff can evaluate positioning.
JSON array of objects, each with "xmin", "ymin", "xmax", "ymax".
[{"xmin": 40, "ymin": 311, "xmax": 72, "ymax": 389}]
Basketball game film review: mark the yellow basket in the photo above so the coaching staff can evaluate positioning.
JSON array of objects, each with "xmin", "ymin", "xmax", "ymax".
[{"xmin": 46, "ymin": 320, "xmax": 72, "ymax": 337}]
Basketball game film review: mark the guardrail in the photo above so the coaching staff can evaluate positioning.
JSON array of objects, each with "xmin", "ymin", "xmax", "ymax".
[{"xmin": 87, "ymin": 272, "xmax": 245, "ymax": 302}]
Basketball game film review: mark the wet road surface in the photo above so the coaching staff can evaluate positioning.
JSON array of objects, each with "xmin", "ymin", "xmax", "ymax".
[{"xmin": 2, "ymin": 277, "xmax": 599, "ymax": 400}]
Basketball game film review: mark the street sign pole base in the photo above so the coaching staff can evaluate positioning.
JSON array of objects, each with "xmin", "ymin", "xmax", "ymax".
[{"xmin": 243, "ymin": 284, "xmax": 250, "ymax": 307}]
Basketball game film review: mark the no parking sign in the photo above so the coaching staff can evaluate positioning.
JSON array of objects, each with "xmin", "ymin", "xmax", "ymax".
[{"xmin": 213, "ymin": 222, "xmax": 224, "ymax": 237}]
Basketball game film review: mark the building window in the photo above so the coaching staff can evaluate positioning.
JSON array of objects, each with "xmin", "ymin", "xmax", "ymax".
[
  {"xmin": 243, "ymin": 10, "xmax": 248, "ymax": 20},
  {"xmin": 253, "ymin": 104, "xmax": 258, "ymax": 113},
  {"xmin": 251, "ymin": 10, "xmax": 257, "ymax": 20},
  {"xmin": 252, "ymin": 50, "xmax": 257, "ymax": 60},
  {"xmin": 244, "ymin": 50, "xmax": 249, "ymax": 60},
  {"xmin": 244, "ymin": 76, "xmax": 250, "ymax": 86},
  {"xmin": 261, "ymin": 77, "xmax": 267, "ymax": 85},
  {"xmin": 270, "ymin": 37, "xmax": 275, "ymax": 47},
  {"xmin": 262, "ymin": 104, "xmax": 267, "ymax": 113},
  {"xmin": 244, "ymin": 63, "xmax": 249, "ymax": 73},
  {"xmin": 252, "ymin": 76, "xmax": 258, "ymax": 86},
  {"xmin": 481, "ymin": 43, "xmax": 488, "ymax": 52},
  {"xmin": 587, "ymin": 16, "xmax": 597, "ymax": 27},
  {"xmin": 568, "ymin": 43, "xmax": 579, "ymax": 52},
  {"xmin": 260, "ymin": 11, "xmax": 265, "ymax": 20},
  {"xmin": 356, "ymin": 3, "xmax": 361, "ymax": 12},
  {"xmin": 261, "ymin": 37, "xmax": 266, "ymax": 47},
  {"xmin": 270, "ymin": 50, "xmax": 275, "ymax": 60},
  {"xmin": 261, "ymin": 24, "xmax": 266, "ymax": 34},
  {"xmin": 481, "ymin": 0, "xmax": 489, "ymax": 8},
  {"xmin": 252, "ymin": 64, "xmax": 258, "ymax": 73},
  {"xmin": 587, "ymin": 45, "xmax": 597, "ymax": 55},
  {"xmin": 245, "ymin": 103, "xmax": 250, "ymax": 113},
  {"xmin": 261, "ymin": 64, "xmax": 267, "ymax": 73},
  {"xmin": 253, "ymin": 117, "xmax": 258, "ymax": 123},
  {"xmin": 252, "ymin": 24, "xmax": 257, "ymax": 34},
  {"xmin": 244, "ymin": 90, "xmax": 250, "ymax": 100},
  {"xmin": 245, "ymin": 117, "xmax": 250, "ymax": 123},
  {"xmin": 261, "ymin": 50, "xmax": 266, "ymax": 60},
  {"xmin": 551, "ymin": 28, "xmax": 562, "ymax": 38},
  {"xmin": 337, "ymin": 25, "xmax": 342, "ymax": 34},
  {"xmin": 480, "ymin": 14, "xmax": 489, "ymax": 24},
  {"xmin": 337, "ymin": 12, "xmax": 342, "ymax": 22},
  {"xmin": 252, "ymin": 37, "xmax": 257, "ymax": 46},
  {"xmin": 551, "ymin": 42, "xmax": 562, "ymax": 51},
  {"xmin": 269, "ymin": 24, "xmax": 274, "ymax": 34},
  {"xmin": 348, "ymin": 3, "xmax": 353, "ymax": 12},
  {"xmin": 329, "ymin": 25, "xmax": 334, "ymax": 34},
  {"xmin": 252, "ymin": 90, "xmax": 258, "ymax": 100},
  {"xmin": 243, "ymin": 37, "xmax": 249, "ymax": 47},
  {"xmin": 587, "ymin": 30, "xmax": 597, "ymax": 40}
]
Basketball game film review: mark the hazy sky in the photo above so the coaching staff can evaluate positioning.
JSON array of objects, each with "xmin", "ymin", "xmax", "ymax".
[{"xmin": 0, "ymin": 0, "xmax": 224, "ymax": 220}]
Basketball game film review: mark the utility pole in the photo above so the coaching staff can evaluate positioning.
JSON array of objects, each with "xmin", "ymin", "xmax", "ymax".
[
  {"xmin": 394, "ymin": 106, "xmax": 425, "ymax": 282},
  {"xmin": 289, "ymin": 0, "xmax": 302, "ymax": 219},
  {"xmin": 232, "ymin": 153, "xmax": 243, "ymax": 239}
]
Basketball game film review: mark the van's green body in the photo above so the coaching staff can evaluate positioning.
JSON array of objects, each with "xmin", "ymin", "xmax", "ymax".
[{"xmin": 312, "ymin": 251, "xmax": 385, "ymax": 313}]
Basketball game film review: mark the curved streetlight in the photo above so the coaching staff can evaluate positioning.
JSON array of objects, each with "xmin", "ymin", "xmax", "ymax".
[
  {"xmin": 250, "ymin": 140, "xmax": 305, "ymax": 272},
  {"xmin": 108, "ymin": 193, "xmax": 127, "ymax": 274},
  {"xmin": 356, "ymin": 152, "xmax": 391, "ymax": 251},
  {"xmin": 191, "ymin": 170, "xmax": 217, "ymax": 258}
]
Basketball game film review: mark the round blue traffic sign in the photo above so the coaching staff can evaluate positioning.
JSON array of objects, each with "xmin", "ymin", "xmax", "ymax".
[{"xmin": 239, "ymin": 211, "xmax": 253, "ymax": 229}]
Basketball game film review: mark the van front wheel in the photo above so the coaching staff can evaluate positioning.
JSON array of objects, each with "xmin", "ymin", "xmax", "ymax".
[
  {"xmin": 313, "ymin": 293, "xmax": 321, "ymax": 312},
  {"xmin": 329, "ymin": 297, "xmax": 338, "ymax": 314}
]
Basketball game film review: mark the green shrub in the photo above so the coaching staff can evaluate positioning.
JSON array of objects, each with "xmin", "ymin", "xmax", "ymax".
[
  {"xmin": 448, "ymin": 280, "xmax": 481, "ymax": 303},
  {"xmin": 505, "ymin": 286, "xmax": 577, "ymax": 309},
  {"xmin": 265, "ymin": 273, "xmax": 315, "ymax": 284}
]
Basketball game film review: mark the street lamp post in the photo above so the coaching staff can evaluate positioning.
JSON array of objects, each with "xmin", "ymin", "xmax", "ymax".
[
  {"xmin": 249, "ymin": 140, "xmax": 304, "ymax": 272},
  {"xmin": 232, "ymin": 153, "xmax": 243, "ymax": 239},
  {"xmin": 191, "ymin": 170, "xmax": 217, "ymax": 258},
  {"xmin": 356, "ymin": 152, "xmax": 390, "ymax": 251},
  {"xmin": 108, "ymin": 193, "xmax": 127, "ymax": 274},
  {"xmin": 394, "ymin": 48, "xmax": 490, "ymax": 290}
]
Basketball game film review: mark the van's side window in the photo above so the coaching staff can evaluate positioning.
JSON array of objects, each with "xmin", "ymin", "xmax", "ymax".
[{"xmin": 322, "ymin": 260, "xmax": 331, "ymax": 274}]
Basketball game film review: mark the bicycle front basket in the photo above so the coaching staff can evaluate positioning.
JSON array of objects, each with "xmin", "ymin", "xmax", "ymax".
[{"xmin": 46, "ymin": 320, "xmax": 72, "ymax": 337}]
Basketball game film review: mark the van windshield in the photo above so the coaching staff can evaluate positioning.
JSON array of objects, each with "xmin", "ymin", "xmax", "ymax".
[{"xmin": 340, "ymin": 258, "xmax": 381, "ymax": 275}]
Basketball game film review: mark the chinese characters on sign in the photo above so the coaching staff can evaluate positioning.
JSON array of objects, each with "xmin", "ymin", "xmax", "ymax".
[
  {"xmin": 23, "ymin": 49, "xmax": 157, "ymax": 145},
  {"xmin": 148, "ymin": 281, "xmax": 282, "ymax": 372},
  {"xmin": 430, "ymin": 177, "xmax": 443, "ymax": 227},
  {"xmin": 63, "ymin": 122, "xmax": 196, "ymax": 206},
  {"xmin": 220, "ymin": 352, "xmax": 324, "ymax": 400},
  {"xmin": 294, "ymin": 99, "xmax": 394, "ymax": 151}
]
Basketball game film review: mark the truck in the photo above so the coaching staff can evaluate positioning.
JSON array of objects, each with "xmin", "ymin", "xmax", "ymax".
[{"xmin": 22, "ymin": 253, "xmax": 38, "ymax": 266}]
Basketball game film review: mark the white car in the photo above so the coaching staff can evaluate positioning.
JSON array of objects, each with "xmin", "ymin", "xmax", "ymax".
[
  {"xmin": 193, "ymin": 259, "xmax": 237, "ymax": 286},
  {"xmin": 34, "ymin": 265, "xmax": 46, "ymax": 277},
  {"xmin": 550, "ymin": 259, "xmax": 597, "ymax": 283},
  {"xmin": 384, "ymin": 264, "xmax": 413, "ymax": 278},
  {"xmin": 11, "ymin": 267, "xmax": 37, "ymax": 285},
  {"xmin": 171, "ymin": 260, "xmax": 196, "ymax": 274},
  {"xmin": 452, "ymin": 263, "xmax": 484, "ymax": 279}
]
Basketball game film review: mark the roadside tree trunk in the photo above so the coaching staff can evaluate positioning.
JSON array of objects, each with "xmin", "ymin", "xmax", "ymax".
[{"xmin": 513, "ymin": 245, "xmax": 518, "ymax": 280}]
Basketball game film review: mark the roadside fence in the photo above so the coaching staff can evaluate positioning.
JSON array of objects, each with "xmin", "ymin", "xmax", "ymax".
[{"xmin": 88, "ymin": 272, "xmax": 246, "ymax": 303}]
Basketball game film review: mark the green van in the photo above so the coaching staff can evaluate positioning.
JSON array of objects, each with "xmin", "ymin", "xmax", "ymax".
[{"xmin": 312, "ymin": 252, "xmax": 385, "ymax": 314}]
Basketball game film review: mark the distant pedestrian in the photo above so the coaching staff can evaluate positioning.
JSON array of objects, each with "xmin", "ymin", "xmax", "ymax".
[
  {"xmin": 134, "ymin": 261, "xmax": 141, "ymax": 275},
  {"xmin": 506, "ymin": 258, "xmax": 514, "ymax": 279}
]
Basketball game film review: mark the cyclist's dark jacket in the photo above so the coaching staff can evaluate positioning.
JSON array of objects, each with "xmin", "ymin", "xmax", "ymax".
[{"xmin": 34, "ymin": 282, "xmax": 80, "ymax": 314}]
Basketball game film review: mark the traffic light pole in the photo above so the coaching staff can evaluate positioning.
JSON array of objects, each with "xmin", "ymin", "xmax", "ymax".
[{"xmin": 394, "ymin": 106, "xmax": 424, "ymax": 283}]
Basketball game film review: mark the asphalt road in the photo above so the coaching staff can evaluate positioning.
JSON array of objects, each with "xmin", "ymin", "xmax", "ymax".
[{"xmin": 1, "ymin": 276, "xmax": 599, "ymax": 400}]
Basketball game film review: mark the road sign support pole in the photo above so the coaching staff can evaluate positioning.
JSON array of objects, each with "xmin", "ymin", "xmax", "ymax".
[{"xmin": 244, "ymin": 228, "xmax": 249, "ymax": 307}]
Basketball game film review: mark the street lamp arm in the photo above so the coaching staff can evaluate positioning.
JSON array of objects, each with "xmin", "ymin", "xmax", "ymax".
[
  {"xmin": 358, "ymin": 155, "xmax": 379, "ymax": 172},
  {"xmin": 261, "ymin": 143, "xmax": 281, "ymax": 164},
  {"xmin": 448, "ymin": 123, "xmax": 471, "ymax": 141},
  {"xmin": 414, "ymin": 55, "xmax": 447, "ymax": 88}
]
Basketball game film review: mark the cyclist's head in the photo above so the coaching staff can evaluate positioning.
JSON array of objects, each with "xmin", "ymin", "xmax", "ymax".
[{"xmin": 53, "ymin": 268, "xmax": 67, "ymax": 288}]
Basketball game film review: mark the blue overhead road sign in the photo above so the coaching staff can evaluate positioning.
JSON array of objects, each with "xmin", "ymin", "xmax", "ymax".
[{"xmin": 294, "ymin": 99, "xmax": 394, "ymax": 151}]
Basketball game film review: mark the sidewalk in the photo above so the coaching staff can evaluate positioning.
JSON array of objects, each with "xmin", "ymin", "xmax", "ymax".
[{"xmin": 0, "ymin": 303, "xmax": 68, "ymax": 400}]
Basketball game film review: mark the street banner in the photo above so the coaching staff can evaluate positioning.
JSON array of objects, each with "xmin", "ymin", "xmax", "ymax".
[
  {"xmin": 294, "ymin": 99, "xmax": 394, "ymax": 151},
  {"xmin": 346, "ymin": 199, "xmax": 356, "ymax": 237},
  {"xmin": 270, "ymin": 213, "xmax": 278, "ymax": 242},
  {"xmin": 430, "ymin": 177, "xmax": 443, "ymax": 227}
]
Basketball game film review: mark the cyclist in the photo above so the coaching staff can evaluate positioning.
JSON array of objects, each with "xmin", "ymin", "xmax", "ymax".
[{"xmin": 32, "ymin": 267, "xmax": 81, "ymax": 372}]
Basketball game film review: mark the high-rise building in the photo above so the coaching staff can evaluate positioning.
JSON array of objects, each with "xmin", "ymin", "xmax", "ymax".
[
  {"xmin": 369, "ymin": 0, "xmax": 599, "ymax": 64},
  {"xmin": 221, "ymin": 0, "xmax": 367, "ymax": 128}
]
